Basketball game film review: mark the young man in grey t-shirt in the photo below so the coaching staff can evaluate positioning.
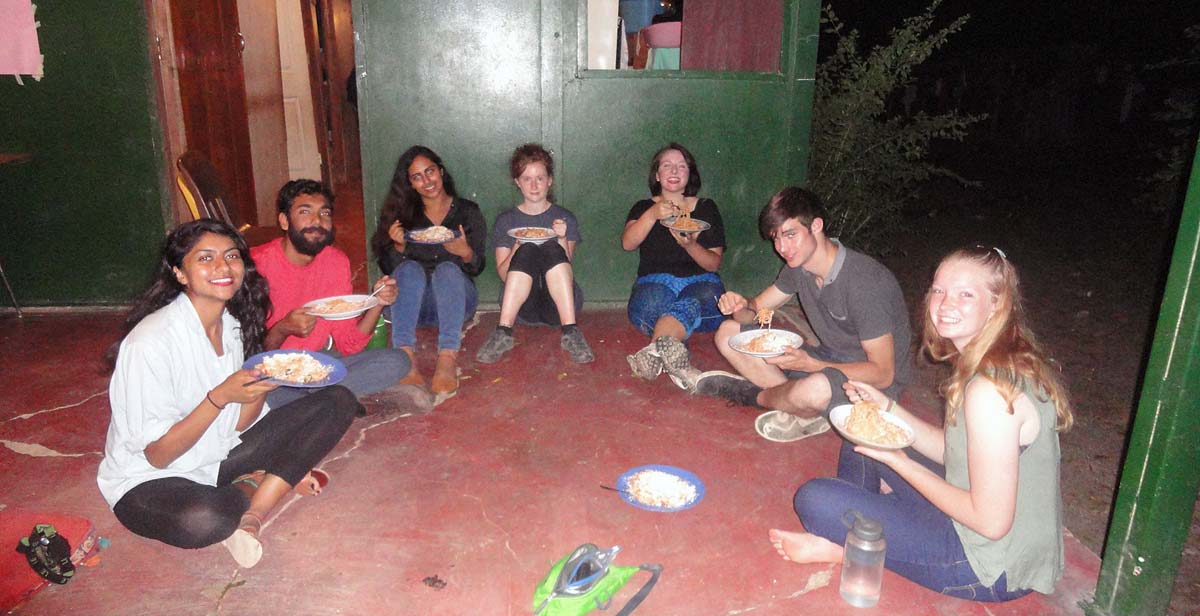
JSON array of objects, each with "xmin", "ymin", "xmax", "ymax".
[{"xmin": 696, "ymin": 187, "xmax": 912, "ymax": 437}]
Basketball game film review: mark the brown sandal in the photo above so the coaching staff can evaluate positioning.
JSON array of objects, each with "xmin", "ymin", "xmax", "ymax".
[{"xmin": 398, "ymin": 346, "xmax": 426, "ymax": 387}]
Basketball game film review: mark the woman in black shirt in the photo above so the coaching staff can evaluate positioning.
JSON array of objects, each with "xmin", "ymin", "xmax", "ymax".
[
  {"xmin": 620, "ymin": 143, "xmax": 726, "ymax": 389},
  {"xmin": 371, "ymin": 146, "xmax": 487, "ymax": 395}
]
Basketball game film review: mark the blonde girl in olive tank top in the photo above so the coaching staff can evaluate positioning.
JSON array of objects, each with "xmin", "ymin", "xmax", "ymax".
[{"xmin": 770, "ymin": 246, "xmax": 1073, "ymax": 601}]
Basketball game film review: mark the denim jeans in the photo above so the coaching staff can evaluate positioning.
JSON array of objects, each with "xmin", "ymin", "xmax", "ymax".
[
  {"xmin": 627, "ymin": 273, "xmax": 725, "ymax": 338},
  {"xmin": 390, "ymin": 260, "xmax": 478, "ymax": 351},
  {"xmin": 266, "ymin": 348, "xmax": 409, "ymax": 408},
  {"xmin": 794, "ymin": 441, "xmax": 1032, "ymax": 602}
]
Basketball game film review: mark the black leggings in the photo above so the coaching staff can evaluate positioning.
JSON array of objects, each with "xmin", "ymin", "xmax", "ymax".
[
  {"xmin": 506, "ymin": 241, "xmax": 582, "ymax": 326},
  {"xmin": 112, "ymin": 386, "xmax": 359, "ymax": 549}
]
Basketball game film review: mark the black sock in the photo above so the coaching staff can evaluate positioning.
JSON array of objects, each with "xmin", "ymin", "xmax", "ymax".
[
  {"xmin": 498, "ymin": 325, "xmax": 513, "ymax": 336},
  {"xmin": 561, "ymin": 323, "xmax": 578, "ymax": 335}
]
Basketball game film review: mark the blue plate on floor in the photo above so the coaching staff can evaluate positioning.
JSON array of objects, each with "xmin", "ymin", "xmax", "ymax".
[
  {"xmin": 616, "ymin": 464, "xmax": 705, "ymax": 512},
  {"xmin": 243, "ymin": 350, "xmax": 346, "ymax": 388}
]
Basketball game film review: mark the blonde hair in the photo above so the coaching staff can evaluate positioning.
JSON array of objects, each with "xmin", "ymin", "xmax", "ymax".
[{"xmin": 921, "ymin": 247, "xmax": 1073, "ymax": 431}]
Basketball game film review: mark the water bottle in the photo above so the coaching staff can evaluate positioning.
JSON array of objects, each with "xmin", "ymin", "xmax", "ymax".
[
  {"xmin": 840, "ymin": 510, "xmax": 886, "ymax": 608},
  {"xmin": 366, "ymin": 316, "xmax": 390, "ymax": 350}
]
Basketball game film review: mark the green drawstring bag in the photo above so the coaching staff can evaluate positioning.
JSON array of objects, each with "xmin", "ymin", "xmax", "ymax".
[{"xmin": 532, "ymin": 544, "xmax": 661, "ymax": 616}]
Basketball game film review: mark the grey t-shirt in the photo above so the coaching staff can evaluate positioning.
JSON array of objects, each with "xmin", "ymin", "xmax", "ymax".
[
  {"xmin": 774, "ymin": 240, "xmax": 913, "ymax": 388},
  {"xmin": 490, "ymin": 204, "xmax": 582, "ymax": 250}
]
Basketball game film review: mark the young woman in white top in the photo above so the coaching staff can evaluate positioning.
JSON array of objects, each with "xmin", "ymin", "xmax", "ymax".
[{"xmin": 98, "ymin": 219, "xmax": 359, "ymax": 568}]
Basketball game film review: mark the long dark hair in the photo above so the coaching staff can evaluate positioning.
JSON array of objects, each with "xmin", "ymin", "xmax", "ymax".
[
  {"xmin": 107, "ymin": 219, "xmax": 270, "ymax": 365},
  {"xmin": 371, "ymin": 145, "xmax": 459, "ymax": 270}
]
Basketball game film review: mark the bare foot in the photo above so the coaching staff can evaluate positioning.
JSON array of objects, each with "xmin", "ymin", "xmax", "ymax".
[{"xmin": 768, "ymin": 529, "xmax": 843, "ymax": 564}]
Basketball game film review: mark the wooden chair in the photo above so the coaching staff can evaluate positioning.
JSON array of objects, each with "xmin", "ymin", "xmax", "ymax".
[
  {"xmin": 176, "ymin": 151, "xmax": 277, "ymax": 246},
  {"xmin": 176, "ymin": 150, "xmax": 243, "ymax": 229}
]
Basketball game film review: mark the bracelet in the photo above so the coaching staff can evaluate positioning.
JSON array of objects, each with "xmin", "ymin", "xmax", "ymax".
[
  {"xmin": 884, "ymin": 398, "xmax": 895, "ymax": 413},
  {"xmin": 206, "ymin": 391, "xmax": 226, "ymax": 410}
]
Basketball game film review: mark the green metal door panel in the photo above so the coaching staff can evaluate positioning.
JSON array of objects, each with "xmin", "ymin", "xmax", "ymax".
[
  {"xmin": 356, "ymin": 0, "xmax": 820, "ymax": 302},
  {"xmin": 0, "ymin": 2, "xmax": 166, "ymax": 305},
  {"xmin": 1088, "ymin": 135, "xmax": 1200, "ymax": 615},
  {"xmin": 559, "ymin": 77, "xmax": 814, "ymax": 299},
  {"xmin": 356, "ymin": 0, "xmax": 546, "ymax": 302}
]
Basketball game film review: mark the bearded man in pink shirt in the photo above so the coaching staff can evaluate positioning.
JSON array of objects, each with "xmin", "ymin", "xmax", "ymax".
[{"xmin": 252, "ymin": 180, "xmax": 432, "ymax": 415}]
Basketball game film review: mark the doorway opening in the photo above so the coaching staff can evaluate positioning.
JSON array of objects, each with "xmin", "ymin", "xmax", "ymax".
[{"xmin": 147, "ymin": 0, "xmax": 368, "ymax": 287}]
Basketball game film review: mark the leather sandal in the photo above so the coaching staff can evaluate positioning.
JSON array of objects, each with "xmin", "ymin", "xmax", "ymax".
[{"xmin": 398, "ymin": 346, "xmax": 426, "ymax": 387}]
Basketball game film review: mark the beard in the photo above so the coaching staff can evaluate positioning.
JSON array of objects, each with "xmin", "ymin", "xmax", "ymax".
[{"xmin": 288, "ymin": 225, "xmax": 335, "ymax": 256}]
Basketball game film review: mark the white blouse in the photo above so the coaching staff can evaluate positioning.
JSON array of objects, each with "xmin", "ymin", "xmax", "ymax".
[{"xmin": 97, "ymin": 294, "xmax": 264, "ymax": 508}]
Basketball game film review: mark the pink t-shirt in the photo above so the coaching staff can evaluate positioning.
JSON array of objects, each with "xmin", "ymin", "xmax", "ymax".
[{"xmin": 251, "ymin": 239, "xmax": 371, "ymax": 354}]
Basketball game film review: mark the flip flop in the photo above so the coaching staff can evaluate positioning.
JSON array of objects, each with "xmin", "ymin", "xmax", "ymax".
[
  {"xmin": 231, "ymin": 469, "xmax": 329, "ymax": 496},
  {"xmin": 754, "ymin": 410, "xmax": 831, "ymax": 443},
  {"xmin": 293, "ymin": 468, "xmax": 330, "ymax": 497}
]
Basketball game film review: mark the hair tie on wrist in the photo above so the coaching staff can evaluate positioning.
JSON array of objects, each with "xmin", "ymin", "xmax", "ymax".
[{"xmin": 206, "ymin": 391, "xmax": 225, "ymax": 410}]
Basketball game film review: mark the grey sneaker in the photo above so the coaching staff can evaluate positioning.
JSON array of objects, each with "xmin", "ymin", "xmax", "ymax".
[
  {"xmin": 754, "ymin": 410, "xmax": 830, "ymax": 442},
  {"xmin": 561, "ymin": 328, "xmax": 595, "ymax": 363},
  {"xmin": 360, "ymin": 384, "xmax": 435, "ymax": 417},
  {"xmin": 476, "ymin": 328, "xmax": 515, "ymax": 364},
  {"xmin": 694, "ymin": 370, "xmax": 763, "ymax": 407},
  {"xmin": 655, "ymin": 336, "xmax": 698, "ymax": 390},
  {"xmin": 626, "ymin": 343, "xmax": 663, "ymax": 380}
]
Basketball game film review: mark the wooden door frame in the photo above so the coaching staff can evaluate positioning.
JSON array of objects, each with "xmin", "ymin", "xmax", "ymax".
[
  {"xmin": 145, "ymin": 0, "xmax": 189, "ymax": 226},
  {"xmin": 300, "ymin": 0, "xmax": 332, "ymax": 186},
  {"xmin": 148, "ymin": 0, "xmax": 355, "ymax": 225}
]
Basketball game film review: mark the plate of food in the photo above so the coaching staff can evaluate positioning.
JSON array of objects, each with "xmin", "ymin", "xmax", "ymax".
[
  {"xmin": 243, "ymin": 350, "xmax": 346, "ymax": 388},
  {"xmin": 406, "ymin": 225, "xmax": 460, "ymax": 245},
  {"xmin": 507, "ymin": 226, "xmax": 557, "ymax": 245},
  {"xmin": 615, "ymin": 465, "xmax": 705, "ymax": 512},
  {"xmin": 728, "ymin": 329, "xmax": 804, "ymax": 358},
  {"xmin": 302, "ymin": 294, "xmax": 380, "ymax": 320},
  {"xmin": 829, "ymin": 401, "xmax": 916, "ymax": 450},
  {"xmin": 660, "ymin": 214, "xmax": 710, "ymax": 234}
]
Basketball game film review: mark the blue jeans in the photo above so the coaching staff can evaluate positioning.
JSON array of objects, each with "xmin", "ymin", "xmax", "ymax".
[
  {"xmin": 627, "ymin": 273, "xmax": 725, "ymax": 339},
  {"xmin": 266, "ymin": 348, "xmax": 409, "ymax": 408},
  {"xmin": 794, "ymin": 441, "xmax": 1032, "ymax": 602},
  {"xmin": 391, "ymin": 260, "xmax": 478, "ymax": 351}
]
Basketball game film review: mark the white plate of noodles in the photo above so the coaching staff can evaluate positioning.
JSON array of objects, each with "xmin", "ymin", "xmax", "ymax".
[
  {"xmin": 829, "ymin": 402, "xmax": 916, "ymax": 450},
  {"xmin": 728, "ymin": 329, "xmax": 803, "ymax": 358},
  {"xmin": 506, "ymin": 227, "xmax": 557, "ymax": 245},
  {"xmin": 302, "ymin": 294, "xmax": 380, "ymax": 320}
]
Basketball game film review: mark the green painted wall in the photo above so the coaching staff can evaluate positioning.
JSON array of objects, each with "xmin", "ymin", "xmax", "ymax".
[
  {"xmin": 0, "ymin": 2, "xmax": 167, "ymax": 306},
  {"xmin": 356, "ymin": 0, "xmax": 820, "ymax": 301}
]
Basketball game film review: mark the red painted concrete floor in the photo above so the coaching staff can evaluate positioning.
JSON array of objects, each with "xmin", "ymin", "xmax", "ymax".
[{"xmin": 1, "ymin": 310, "xmax": 1099, "ymax": 615}]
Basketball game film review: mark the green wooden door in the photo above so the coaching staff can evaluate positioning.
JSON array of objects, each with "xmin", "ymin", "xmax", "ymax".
[
  {"xmin": 0, "ymin": 2, "xmax": 167, "ymax": 306},
  {"xmin": 355, "ymin": 0, "xmax": 820, "ymax": 302}
]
